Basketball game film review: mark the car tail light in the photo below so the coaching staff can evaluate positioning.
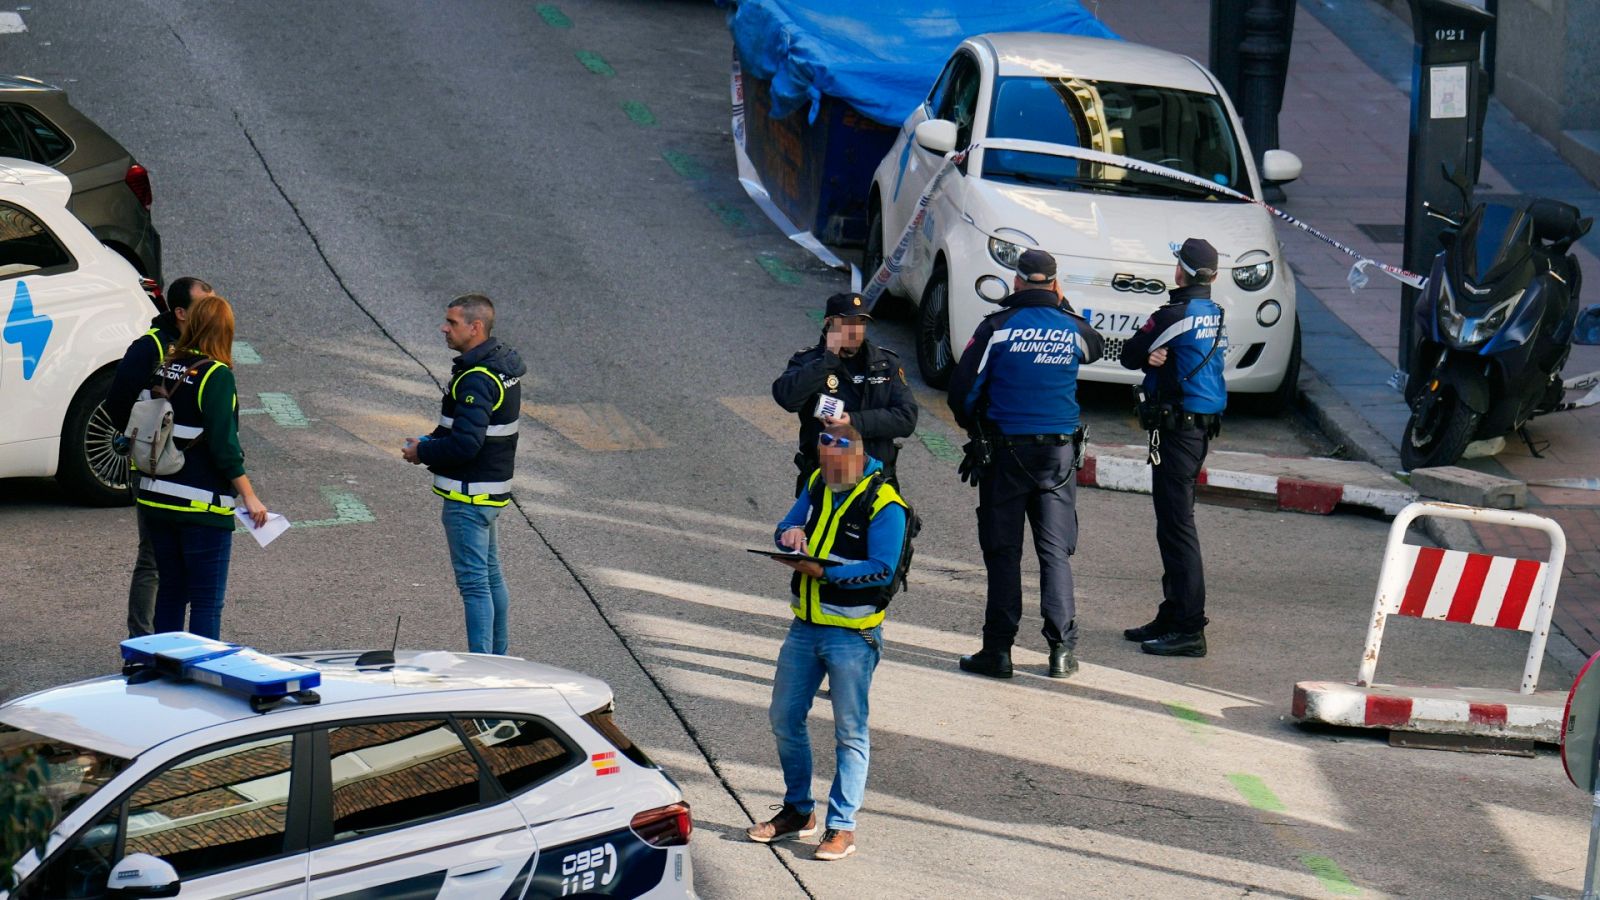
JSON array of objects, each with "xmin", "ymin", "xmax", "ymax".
[
  {"xmin": 630, "ymin": 802, "xmax": 692, "ymax": 847},
  {"xmin": 125, "ymin": 164, "xmax": 152, "ymax": 210},
  {"xmin": 140, "ymin": 277, "xmax": 165, "ymax": 311}
]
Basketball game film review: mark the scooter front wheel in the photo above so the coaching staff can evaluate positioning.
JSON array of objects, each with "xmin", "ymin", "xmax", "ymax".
[{"xmin": 1400, "ymin": 390, "xmax": 1481, "ymax": 470}]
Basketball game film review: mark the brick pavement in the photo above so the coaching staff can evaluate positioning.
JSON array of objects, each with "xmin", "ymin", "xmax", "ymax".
[{"xmin": 1095, "ymin": 0, "xmax": 1600, "ymax": 656}]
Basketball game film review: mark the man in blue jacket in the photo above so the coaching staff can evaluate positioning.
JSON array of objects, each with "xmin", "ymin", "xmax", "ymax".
[
  {"xmin": 1118, "ymin": 238, "xmax": 1228, "ymax": 658},
  {"xmin": 948, "ymin": 250, "xmax": 1103, "ymax": 680},
  {"xmin": 746, "ymin": 422, "xmax": 907, "ymax": 862},
  {"xmin": 403, "ymin": 294, "xmax": 526, "ymax": 655}
]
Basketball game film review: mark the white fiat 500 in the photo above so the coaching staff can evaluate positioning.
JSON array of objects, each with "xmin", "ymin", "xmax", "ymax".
[
  {"xmin": 0, "ymin": 157, "xmax": 155, "ymax": 504},
  {"xmin": 1, "ymin": 635, "xmax": 696, "ymax": 899},
  {"xmin": 867, "ymin": 33, "xmax": 1305, "ymax": 408}
]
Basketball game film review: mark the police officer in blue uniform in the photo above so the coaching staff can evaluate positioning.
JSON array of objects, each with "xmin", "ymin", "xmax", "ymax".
[
  {"xmin": 948, "ymin": 250, "xmax": 1104, "ymax": 680},
  {"xmin": 1118, "ymin": 238, "xmax": 1228, "ymax": 658}
]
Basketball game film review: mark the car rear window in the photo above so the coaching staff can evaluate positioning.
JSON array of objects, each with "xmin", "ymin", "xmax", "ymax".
[
  {"xmin": 581, "ymin": 707, "xmax": 656, "ymax": 769},
  {"xmin": 457, "ymin": 717, "xmax": 579, "ymax": 796},
  {"xmin": 0, "ymin": 108, "xmax": 31, "ymax": 159},
  {"xmin": 325, "ymin": 719, "xmax": 483, "ymax": 841},
  {"xmin": 0, "ymin": 723, "xmax": 130, "ymax": 842},
  {"xmin": 0, "ymin": 201, "xmax": 73, "ymax": 278},
  {"xmin": 14, "ymin": 107, "xmax": 69, "ymax": 164}
]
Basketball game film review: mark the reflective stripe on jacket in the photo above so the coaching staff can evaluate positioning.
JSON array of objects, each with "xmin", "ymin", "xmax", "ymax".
[
  {"xmin": 786, "ymin": 468, "xmax": 908, "ymax": 629},
  {"xmin": 135, "ymin": 358, "xmax": 239, "ymax": 522}
]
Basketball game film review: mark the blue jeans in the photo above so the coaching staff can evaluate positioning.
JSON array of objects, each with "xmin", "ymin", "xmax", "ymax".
[
  {"xmin": 769, "ymin": 618, "xmax": 882, "ymax": 831},
  {"xmin": 441, "ymin": 500, "xmax": 510, "ymax": 655},
  {"xmin": 149, "ymin": 522, "xmax": 233, "ymax": 639}
]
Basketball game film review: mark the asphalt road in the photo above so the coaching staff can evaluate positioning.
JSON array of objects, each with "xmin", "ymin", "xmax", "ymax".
[{"xmin": 0, "ymin": 2, "xmax": 1591, "ymax": 897}]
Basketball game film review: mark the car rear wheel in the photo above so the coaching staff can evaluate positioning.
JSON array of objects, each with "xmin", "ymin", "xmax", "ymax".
[
  {"xmin": 862, "ymin": 198, "xmax": 906, "ymax": 319},
  {"xmin": 917, "ymin": 263, "xmax": 955, "ymax": 389},
  {"xmin": 58, "ymin": 369, "xmax": 132, "ymax": 507}
]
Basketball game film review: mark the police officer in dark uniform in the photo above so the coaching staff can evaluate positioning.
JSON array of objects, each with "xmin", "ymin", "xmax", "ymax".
[
  {"xmin": 949, "ymin": 250, "xmax": 1103, "ymax": 680},
  {"xmin": 1118, "ymin": 238, "xmax": 1228, "ymax": 658},
  {"xmin": 773, "ymin": 292, "xmax": 918, "ymax": 494}
]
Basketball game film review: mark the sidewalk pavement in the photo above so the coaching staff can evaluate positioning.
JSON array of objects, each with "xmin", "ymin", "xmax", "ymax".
[{"xmin": 1097, "ymin": 0, "xmax": 1600, "ymax": 658}]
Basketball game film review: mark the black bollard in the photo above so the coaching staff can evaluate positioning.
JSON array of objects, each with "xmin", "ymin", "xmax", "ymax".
[{"xmin": 1236, "ymin": 0, "xmax": 1297, "ymax": 203}]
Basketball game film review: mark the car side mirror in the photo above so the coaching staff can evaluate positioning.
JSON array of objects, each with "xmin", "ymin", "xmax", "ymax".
[
  {"xmin": 914, "ymin": 119, "xmax": 958, "ymax": 155},
  {"xmin": 975, "ymin": 274, "xmax": 1010, "ymax": 303},
  {"xmin": 106, "ymin": 854, "xmax": 180, "ymax": 898},
  {"xmin": 1261, "ymin": 149, "xmax": 1302, "ymax": 184}
]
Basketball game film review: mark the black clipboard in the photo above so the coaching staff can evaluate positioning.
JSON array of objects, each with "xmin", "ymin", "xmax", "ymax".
[{"xmin": 747, "ymin": 548, "xmax": 843, "ymax": 567}]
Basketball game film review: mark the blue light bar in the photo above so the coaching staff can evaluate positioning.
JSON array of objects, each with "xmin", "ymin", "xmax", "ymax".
[{"xmin": 120, "ymin": 632, "xmax": 321, "ymax": 703}]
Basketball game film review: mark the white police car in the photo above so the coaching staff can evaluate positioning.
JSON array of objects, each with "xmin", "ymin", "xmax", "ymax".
[
  {"xmin": 1, "ymin": 634, "xmax": 696, "ymax": 899},
  {"xmin": 867, "ymin": 34, "xmax": 1305, "ymax": 410},
  {"xmin": 0, "ymin": 157, "xmax": 155, "ymax": 505}
]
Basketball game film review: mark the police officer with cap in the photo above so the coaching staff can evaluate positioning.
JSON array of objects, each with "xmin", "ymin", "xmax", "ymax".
[
  {"xmin": 773, "ymin": 292, "xmax": 917, "ymax": 494},
  {"xmin": 949, "ymin": 249, "xmax": 1103, "ymax": 679},
  {"xmin": 1118, "ymin": 238, "xmax": 1228, "ymax": 658}
]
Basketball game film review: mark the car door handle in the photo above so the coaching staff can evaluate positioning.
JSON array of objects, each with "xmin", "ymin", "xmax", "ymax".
[{"xmin": 448, "ymin": 860, "xmax": 502, "ymax": 878}]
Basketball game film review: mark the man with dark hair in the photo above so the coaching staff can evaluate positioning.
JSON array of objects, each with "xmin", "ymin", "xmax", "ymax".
[
  {"xmin": 1119, "ymin": 238, "xmax": 1228, "ymax": 658},
  {"xmin": 746, "ymin": 421, "xmax": 908, "ymax": 862},
  {"xmin": 403, "ymin": 293, "xmax": 526, "ymax": 655},
  {"xmin": 107, "ymin": 275, "xmax": 212, "ymax": 638},
  {"xmin": 773, "ymin": 292, "xmax": 917, "ymax": 494}
]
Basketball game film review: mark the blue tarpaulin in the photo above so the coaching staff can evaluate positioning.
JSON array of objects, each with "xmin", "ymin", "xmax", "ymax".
[{"xmin": 727, "ymin": 1, "xmax": 1120, "ymax": 127}]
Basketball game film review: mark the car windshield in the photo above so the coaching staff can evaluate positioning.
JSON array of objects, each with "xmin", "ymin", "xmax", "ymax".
[
  {"xmin": 0, "ymin": 723, "xmax": 131, "ymax": 838},
  {"xmin": 983, "ymin": 75, "xmax": 1251, "ymax": 202}
]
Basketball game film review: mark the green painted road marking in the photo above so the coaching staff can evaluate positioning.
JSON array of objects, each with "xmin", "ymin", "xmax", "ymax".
[
  {"xmin": 621, "ymin": 100, "xmax": 656, "ymax": 126},
  {"xmin": 536, "ymin": 4, "xmax": 571, "ymax": 27},
  {"xmin": 232, "ymin": 341, "xmax": 261, "ymax": 364},
  {"xmin": 805, "ymin": 309, "xmax": 826, "ymax": 325},
  {"xmin": 757, "ymin": 253, "xmax": 802, "ymax": 285},
  {"xmin": 297, "ymin": 487, "xmax": 376, "ymax": 528},
  {"xmin": 661, "ymin": 150, "xmax": 706, "ymax": 180},
  {"xmin": 919, "ymin": 432, "xmax": 962, "ymax": 464},
  {"xmin": 241, "ymin": 393, "xmax": 308, "ymax": 428},
  {"xmin": 1226, "ymin": 773, "xmax": 1285, "ymax": 813},
  {"xmin": 576, "ymin": 50, "xmax": 614, "ymax": 77},
  {"xmin": 708, "ymin": 200, "xmax": 750, "ymax": 230},
  {"xmin": 1163, "ymin": 701, "xmax": 1210, "ymax": 735},
  {"xmin": 1300, "ymin": 855, "xmax": 1361, "ymax": 896}
]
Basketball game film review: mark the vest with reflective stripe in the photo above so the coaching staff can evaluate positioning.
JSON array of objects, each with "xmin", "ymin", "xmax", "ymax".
[
  {"xmin": 135, "ymin": 358, "xmax": 238, "ymax": 522},
  {"xmin": 431, "ymin": 364, "xmax": 521, "ymax": 506},
  {"xmin": 788, "ymin": 471, "xmax": 908, "ymax": 629}
]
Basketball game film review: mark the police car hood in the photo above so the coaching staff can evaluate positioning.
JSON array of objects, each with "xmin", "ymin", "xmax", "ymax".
[{"xmin": 964, "ymin": 170, "xmax": 1274, "ymax": 269}]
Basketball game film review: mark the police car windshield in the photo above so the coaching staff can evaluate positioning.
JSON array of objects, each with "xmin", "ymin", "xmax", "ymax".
[
  {"xmin": 0, "ymin": 724, "xmax": 131, "ymax": 837},
  {"xmin": 983, "ymin": 76, "xmax": 1251, "ymax": 202}
]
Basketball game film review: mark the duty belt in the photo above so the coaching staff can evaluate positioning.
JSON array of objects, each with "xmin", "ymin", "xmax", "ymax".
[{"xmin": 993, "ymin": 433, "xmax": 1076, "ymax": 447}]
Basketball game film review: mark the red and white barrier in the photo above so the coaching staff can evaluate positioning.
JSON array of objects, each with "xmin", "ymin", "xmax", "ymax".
[{"xmin": 1293, "ymin": 501, "xmax": 1570, "ymax": 742}]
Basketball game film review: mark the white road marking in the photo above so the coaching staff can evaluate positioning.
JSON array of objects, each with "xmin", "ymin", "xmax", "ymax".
[{"xmin": 0, "ymin": 12, "xmax": 25, "ymax": 33}]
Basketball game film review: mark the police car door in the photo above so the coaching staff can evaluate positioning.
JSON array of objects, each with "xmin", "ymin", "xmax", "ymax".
[
  {"xmin": 0, "ymin": 200, "xmax": 84, "ymax": 454},
  {"xmin": 306, "ymin": 717, "xmax": 538, "ymax": 899}
]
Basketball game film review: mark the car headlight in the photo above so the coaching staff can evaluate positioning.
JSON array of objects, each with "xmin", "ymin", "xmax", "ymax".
[
  {"xmin": 1233, "ymin": 257, "xmax": 1274, "ymax": 291},
  {"xmin": 988, "ymin": 236, "xmax": 1024, "ymax": 269}
]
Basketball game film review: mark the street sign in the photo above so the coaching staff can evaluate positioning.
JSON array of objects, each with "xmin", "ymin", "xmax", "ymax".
[{"xmin": 1561, "ymin": 650, "xmax": 1600, "ymax": 792}]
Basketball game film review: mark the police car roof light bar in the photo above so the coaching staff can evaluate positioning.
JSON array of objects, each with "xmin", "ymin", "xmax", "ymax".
[{"xmin": 121, "ymin": 632, "xmax": 323, "ymax": 713}]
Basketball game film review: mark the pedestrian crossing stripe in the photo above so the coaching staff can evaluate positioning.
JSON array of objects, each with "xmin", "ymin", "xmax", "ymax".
[
  {"xmin": 332, "ymin": 412, "xmax": 438, "ymax": 453},
  {"xmin": 718, "ymin": 395, "xmax": 795, "ymax": 443},
  {"xmin": 523, "ymin": 402, "xmax": 667, "ymax": 452}
]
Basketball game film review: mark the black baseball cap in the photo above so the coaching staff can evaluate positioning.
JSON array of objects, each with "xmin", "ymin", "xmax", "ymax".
[
  {"xmin": 825, "ymin": 292, "xmax": 872, "ymax": 319},
  {"xmin": 1174, "ymin": 238, "xmax": 1219, "ymax": 277},
  {"xmin": 1017, "ymin": 249, "xmax": 1057, "ymax": 283}
]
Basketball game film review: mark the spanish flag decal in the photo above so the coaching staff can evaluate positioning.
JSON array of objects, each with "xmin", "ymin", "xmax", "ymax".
[{"xmin": 592, "ymin": 751, "xmax": 619, "ymax": 776}]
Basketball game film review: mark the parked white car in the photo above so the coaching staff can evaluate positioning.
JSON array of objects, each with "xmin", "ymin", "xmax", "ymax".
[
  {"xmin": 2, "ymin": 636, "xmax": 696, "ymax": 899},
  {"xmin": 0, "ymin": 157, "xmax": 153, "ymax": 504},
  {"xmin": 867, "ymin": 33, "xmax": 1305, "ymax": 409}
]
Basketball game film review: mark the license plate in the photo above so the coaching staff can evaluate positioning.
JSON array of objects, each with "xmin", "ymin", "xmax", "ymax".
[{"xmin": 1087, "ymin": 309, "xmax": 1141, "ymax": 335}]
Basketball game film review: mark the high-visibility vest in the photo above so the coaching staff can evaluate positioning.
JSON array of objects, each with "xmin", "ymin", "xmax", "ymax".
[
  {"xmin": 135, "ymin": 357, "xmax": 237, "ymax": 522},
  {"xmin": 788, "ymin": 471, "xmax": 908, "ymax": 630},
  {"xmin": 430, "ymin": 364, "xmax": 520, "ymax": 506}
]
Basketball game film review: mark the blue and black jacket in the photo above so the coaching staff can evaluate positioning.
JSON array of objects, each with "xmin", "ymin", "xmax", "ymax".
[
  {"xmin": 419, "ymin": 338, "xmax": 526, "ymax": 506},
  {"xmin": 947, "ymin": 288, "xmax": 1104, "ymax": 435},
  {"xmin": 1119, "ymin": 284, "xmax": 1228, "ymax": 415},
  {"xmin": 107, "ymin": 311, "xmax": 182, "ymax": 432}
]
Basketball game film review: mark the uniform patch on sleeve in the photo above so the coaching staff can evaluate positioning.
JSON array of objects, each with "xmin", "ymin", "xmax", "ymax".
[{"xmin": 462, "ymin": 394, "xmax": 476, "ymax": 405}]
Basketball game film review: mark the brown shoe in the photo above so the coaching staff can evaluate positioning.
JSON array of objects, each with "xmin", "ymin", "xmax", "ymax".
[
  {"xmin": 814, "ymin": 828, "xmax": 856, "ymax": 860},
  {"xmin": 745, "ymin": 804, "xmax": 817, "ymax": 843}
]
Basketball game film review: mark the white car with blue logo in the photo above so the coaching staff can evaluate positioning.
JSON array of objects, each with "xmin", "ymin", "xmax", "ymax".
[
  {"xmin": 0, "ymin": 157, "xmax": 154, "ymax": 504},
  {"xmin": 866, "ymin": 33, "xmax": 1306, "ymax": 410},
  {"xmin": 1, "ymin": 634, "xmax": 697, "ymax": 899}
]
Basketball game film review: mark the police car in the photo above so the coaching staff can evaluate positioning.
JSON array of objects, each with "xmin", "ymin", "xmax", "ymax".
[
  {"xmin": 866, "ymin": 34, "xmax": 1305, "ymax": 410},
  {"xmin": 0, "ymin": 157, "xmax": 156, "ymax": 504},
  {"xmin": 1, "ymin": 634, "xmax": 696, "ymax": 899}
]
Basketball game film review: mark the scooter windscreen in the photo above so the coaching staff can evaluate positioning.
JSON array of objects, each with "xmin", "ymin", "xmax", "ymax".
[{"xmin": 1446, "ymin": 203, "xmax": 1535, "ymax": 314}]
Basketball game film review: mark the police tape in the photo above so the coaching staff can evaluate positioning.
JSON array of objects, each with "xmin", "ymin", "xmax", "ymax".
[{"xmin": 861, "ymin": 148, "xmax": 968, "ymax": 306}]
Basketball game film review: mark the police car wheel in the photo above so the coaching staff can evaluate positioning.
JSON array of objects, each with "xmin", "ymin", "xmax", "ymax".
[
  {"xmin": 862, "ymin": 200, "xmax": 906, "ymax": 319},
  {"xmin": 917, "ymin": 264, "xmax": 954, "ymax": 389},
  {"xmin": 58, "ymin": 369, "xmax": 132, "ymax": 507}
]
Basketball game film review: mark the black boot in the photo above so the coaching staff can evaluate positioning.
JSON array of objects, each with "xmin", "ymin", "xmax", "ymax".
[
  {"xmin": 1141, "ymin": 630, "xmax": 1207, "ymax": 657},
  {"xmin": 1124, "ymin": 620, "xmax": 1169, "ymax": 642},
  {"xmin": 1047, "ymin": 642, "xmax": 1078, "ymax": 679},
  {"xmin": 959, "ymin": 646, "xmax": 1013, "ymax": 679}
]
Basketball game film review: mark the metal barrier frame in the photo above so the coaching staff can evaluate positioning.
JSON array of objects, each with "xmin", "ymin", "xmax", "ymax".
[{"xmin": 1358, "ymin": 501, "xmax": 1567, "ymax": 694}]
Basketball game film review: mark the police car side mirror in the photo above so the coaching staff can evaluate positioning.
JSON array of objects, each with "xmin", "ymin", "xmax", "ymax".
[
  {"xmin": 106, "ymin": 853, "xmax": 180, "ymax": 898},
  {"xmin": 914, "ymin": 119, "xmax": 958, "ymax": 155},
  {"xmin": 975, "ymin": 274, "xmax": 1010, "ymax": 303},
  {"xmin": 1261, "ymin": 149, "xmax": 1302, "ymax": 184}
]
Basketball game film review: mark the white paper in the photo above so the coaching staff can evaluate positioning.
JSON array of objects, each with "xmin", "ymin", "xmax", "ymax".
[
  {"xmin": 235, "ymin": 510, "xmax": 291, "ymax": 548},
  {"xmin": 815, "ymin": 395, "xmax": 845, "ymax": 421},
  {"xmin": 1430, "ymin": 65, "xmax": 1468, "ymax": 119}
]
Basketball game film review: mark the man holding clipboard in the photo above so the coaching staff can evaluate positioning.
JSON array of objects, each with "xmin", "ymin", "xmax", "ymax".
[{"xmin": 744, "ymin": 423, "xmax": 908, "ymax": 862}]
